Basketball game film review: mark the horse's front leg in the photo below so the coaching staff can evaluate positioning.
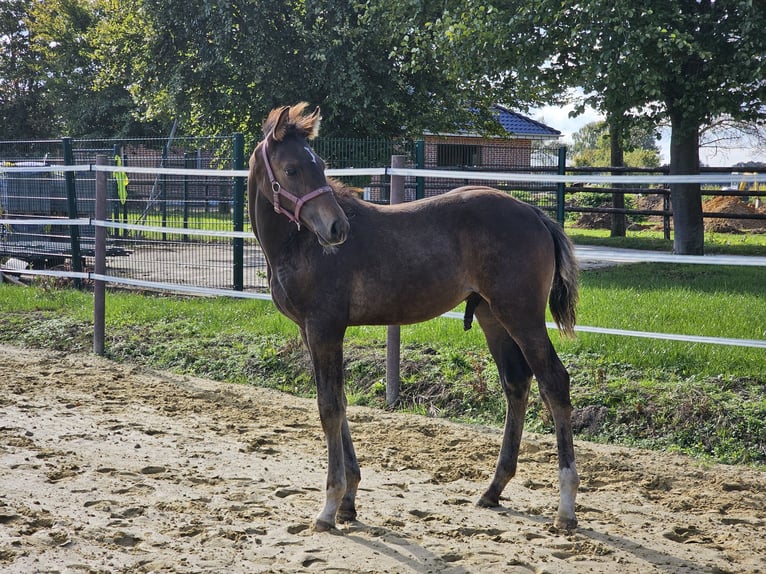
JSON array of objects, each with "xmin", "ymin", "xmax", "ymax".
[
  {"xmin": 337, "ymin": 413, "xmax": 361, "ymax": 523},
  {"xmin": 305, "ymin": 324, "xmax": 357, "ymax": 531}
]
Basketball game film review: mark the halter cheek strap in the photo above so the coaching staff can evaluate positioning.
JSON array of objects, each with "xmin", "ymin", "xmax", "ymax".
[{"xmin": 260, "ymin": 139, "xmax": 333, "ymax": 230}]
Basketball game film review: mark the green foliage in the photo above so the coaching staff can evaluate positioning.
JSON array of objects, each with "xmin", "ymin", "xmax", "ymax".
[
  {"xmin": 572, "ymin": 121, "xmax": 660, "ymax": 168},
  {"xmin": 420, "ymin": 1, "xmax": 766, "ymax": 252},
  {"xmin": 0, "ymin": 0, "xmax": 54, "ymax": 138}
]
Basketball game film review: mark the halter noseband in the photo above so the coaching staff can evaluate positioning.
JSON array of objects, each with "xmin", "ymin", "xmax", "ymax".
[{"xmin": 260, "ymin": 138, "xmax": 333, "ymax": 230}]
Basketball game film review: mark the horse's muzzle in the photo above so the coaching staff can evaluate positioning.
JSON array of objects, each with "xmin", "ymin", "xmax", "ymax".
[{"xmin": 317, "ymin": 215, "xmax": 350, "ymax": 247}]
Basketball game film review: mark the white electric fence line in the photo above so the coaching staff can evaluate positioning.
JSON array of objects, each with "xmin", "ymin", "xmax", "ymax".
[
  {"xmin": 439, "ymin": 311, "xmax": 766, "ymax": 349},
  {"xmin": 0, "ymin": 218, "xmax": 253, "ymax": 239},
  {"xmin": 0, "ymin": 217, "xmax": 91, "ymax": 226},
  {"xmin": 384, "ymin": 167, "xmax": 761, "ymax": 185},
  {"xmin": 1, "ymin": 268, "xmax": 90, "ymax": 280},
  {"xmin": 91, "ymin": 220, "xmax": 254, "ymax": 239},
  {"xmin": 2, "ymin": 264, "xmax": 764, "ymax": 349},
  {"xmin": 574, "ymin": 246, "xmax": 766, "ymax": 267},
  {"xmin": 88, "ymin": 274, "xmax": 273, "ymax": 300},
  {"xmin": 94, "ymin": 165, "xmax": 246, "ymax": 178},
  {"xmin": 0, "ymin": 162, "xmax": 760, "ymax": 185},
  {"xmin": 0, "ymin": 165, "xmax": 84, "ymax": 173}
]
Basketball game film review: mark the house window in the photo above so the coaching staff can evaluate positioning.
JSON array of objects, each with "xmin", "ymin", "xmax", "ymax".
[{"xmin": 436, "ymin": 144, "xmax": 481, "ymax": 168}]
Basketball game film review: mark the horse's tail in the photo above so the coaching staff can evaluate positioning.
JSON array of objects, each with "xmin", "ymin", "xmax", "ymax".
[{"xmin": 539, "ymin": 212, "xmax": 579, "ymax": 338}]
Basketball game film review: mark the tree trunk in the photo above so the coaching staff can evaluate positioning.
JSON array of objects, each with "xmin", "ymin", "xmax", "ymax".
[
  {"xmin": 669, "ymin": 113, "xmax": 704, "ymax": 255},
  {"xmin": 609, "ymin": 121, "xmax": 626, "ymax": 237}
]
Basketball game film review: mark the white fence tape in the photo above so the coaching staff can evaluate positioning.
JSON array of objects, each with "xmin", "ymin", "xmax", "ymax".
[
  {"xmin": 384, "ymin": 167, "xmax": 758, "ymax": 185},
  {"xmin": 0, "ymin": 165, "xmax": 84, "ymax": 174},
  {"xmin": 0, "ymin": 217, "xmax": 91, "ymax": 227},
  {"xmin": 91, "ymin": 220, "xmax": 254, "ymax": 239},
  {"xmin": 1, "ymin": 162, "xmax": 759, "ymax": 185},
  {"xmin": 2, "ymin": 164, "xmax": 764, "ymax": 350}
]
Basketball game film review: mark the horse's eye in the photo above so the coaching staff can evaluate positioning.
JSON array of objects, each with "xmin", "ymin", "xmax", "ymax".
[{"xmin": 284, "ymin": 166, "xmax": 297, "ymax": 177}]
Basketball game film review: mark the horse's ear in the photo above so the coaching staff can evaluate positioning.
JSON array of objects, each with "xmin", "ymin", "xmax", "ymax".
[
  {"xmin": 307, "ymin": 106, "xmax": 322, "ymax": 140},
  {"xmin": 271, "ymin": 106, "xmax": 291, "ymax": 142}
]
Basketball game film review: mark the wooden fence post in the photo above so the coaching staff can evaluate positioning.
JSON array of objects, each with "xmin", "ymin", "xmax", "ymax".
[
  {"xmin": 386, "ymin": 155, "xmax": 406, "ymax": 406},
  {"xmin": 93, "ymin": 156, "xmax": 107, "ymax": 356}
]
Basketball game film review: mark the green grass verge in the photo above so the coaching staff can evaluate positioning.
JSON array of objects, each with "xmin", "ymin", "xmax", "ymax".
[
  {"xmin": 567, "ymin": 226, "xmax": 766, "ymax": 256},
  {"xmin": 1, "ymin": 261, "xmax": 764, "ymax": 466}
]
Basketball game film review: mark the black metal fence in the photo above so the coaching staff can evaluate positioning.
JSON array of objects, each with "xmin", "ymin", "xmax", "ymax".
[
  {"xmin": 0, "ymin": 135, "xmax": 254, "ymax": 291},
  {"xmin": 3, "ymin": 135, "xmax": 765, "ymax": 295}
]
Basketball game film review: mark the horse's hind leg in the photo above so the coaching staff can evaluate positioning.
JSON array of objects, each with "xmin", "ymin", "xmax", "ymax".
[
  {"xmin": 513, "ymin": 327, "xmax": 579, "ymax": 530},
  {"xmin": 474, "ymin": 302, "xmax": 533, "ymax": 509}
]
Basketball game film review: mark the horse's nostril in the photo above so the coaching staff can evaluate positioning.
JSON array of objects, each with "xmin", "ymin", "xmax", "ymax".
[{"xmin": 331, "ymin": 220, "xmax": 349, "ymax": 243}]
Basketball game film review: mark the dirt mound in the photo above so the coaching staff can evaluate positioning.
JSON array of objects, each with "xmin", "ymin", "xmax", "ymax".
[
  {"xmin": 1, "ymin": 345, "xmax": 765, "ymax": 573},
  {"xmin": 703, "ymin": 196, "xmax": 766, "ymax": 232},
  {"xmin": 574, "ymin": 194, "xmax": 766, "ymax": 233}
]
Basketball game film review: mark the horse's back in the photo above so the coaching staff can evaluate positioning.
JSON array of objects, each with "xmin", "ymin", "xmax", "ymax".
[{"xmin": 341, "ymin": 185, "xmax": 547, "ymax": 229}]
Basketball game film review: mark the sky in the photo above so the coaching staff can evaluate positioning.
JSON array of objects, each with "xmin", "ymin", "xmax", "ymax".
[{"xmin": 531, "ymin": 103, "xmax": 764, "ymax": 167}]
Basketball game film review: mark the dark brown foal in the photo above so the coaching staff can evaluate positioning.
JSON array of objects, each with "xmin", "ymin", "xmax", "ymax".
[{"xmin": 248, "ymin": 103, "xmax": 580, "ymax": 531}]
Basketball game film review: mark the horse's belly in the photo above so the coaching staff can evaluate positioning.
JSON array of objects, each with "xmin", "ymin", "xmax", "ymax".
[{"xmin": 348, "ymin": 277, "xmax": 469, "ymax": 326}]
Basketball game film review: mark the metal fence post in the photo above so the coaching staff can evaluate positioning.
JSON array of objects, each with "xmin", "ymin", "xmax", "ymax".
[
  {"xmin": 415, "ymin": 140, "xmax": 425, "ymax": 199},
  {"xmin": 62, "ymin": 137, "xmax": 82, "ymax": 287},
  {"xmin": 232, "ymin": 133, "xmax": 245, "ymax": 291},
  {"xmin": 93, "ymin": 156, "xmax": 107, "ymax": 356},
  {"xmin": 386, "ymin": 155, "xmax": 406, "ymax": 406},
  {"xmin": 557, "ymin": 146, "xmax": 567, "ymax": 224},
  {"xmin": 160, "ymin": 145, "xmax": 168, "ymax": 242}
]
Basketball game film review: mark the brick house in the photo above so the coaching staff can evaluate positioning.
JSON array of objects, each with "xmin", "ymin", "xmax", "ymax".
[
  {"xmin": 410, "ymin": 104, "xmax": 561, "ymax": 199},
  {"xmin": 423, "ymin": 104, "xmax": 562, "ymax": 171}
]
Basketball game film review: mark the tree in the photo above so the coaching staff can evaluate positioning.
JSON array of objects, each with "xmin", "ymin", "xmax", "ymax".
[
  {"xmin": 419, "ymin": 1, "xmax": 766, "ymax": 254},
  {"xmin": 573, "ymin": 120, "xmax": 661, "ymax": 235},
  {"xmin": 0, "ymin": 0, "xmax": 52, "ymax": 138},
  {"xmin": 88, "ymin": 0, "xmax": 297, "ymax": 137},
  {"xmin": 572, "ymin": 121, "xmax": 660, "ymax": 168},
  {"xmin": 548, "ymin": 1, "xmax": 766, "ymax": 253},
  {"xmin": 304, "ymin": 0, "xmax": 495, "ymax": 138},
  {"xmin": 87, "ymin": 0, "xmax": 493, "ymax": 141},
  {"xmin": 0, "ymin": 0, "xmax": 161, "ymax": 138}
]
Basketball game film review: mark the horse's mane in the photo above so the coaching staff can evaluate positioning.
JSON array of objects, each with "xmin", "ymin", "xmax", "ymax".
[
  {"xmin": 262, "ymin": 102, "xmax": 321, "ymax": 140},
  {"xmin": 328, "ymin": 178, "xmax": 364, "ymax": 200}
]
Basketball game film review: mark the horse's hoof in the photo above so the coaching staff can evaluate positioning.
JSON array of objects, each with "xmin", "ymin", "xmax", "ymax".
[
  {"xmin": 313, "ymin": 519, "xmax": 336, "ymax": 533},
  {"xmin": 476, "ymin": 494, "xmax": 500, "ymax": 508},
  {"xmin": 554, "ymin": 515, "xmax": 578, "ymax": 531},
  {"xmin": 336, "ymin": 508, "xmax": 357, "ymax": 523}
]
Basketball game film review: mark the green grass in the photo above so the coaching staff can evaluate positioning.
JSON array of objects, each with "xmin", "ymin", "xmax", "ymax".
[
  {"xmin": 1, "ymin": 260, "xmax": 764, "ymax": 465},
  {"xmin": 560, "ymin": 263, "xmax": 766, "ymax": 378},
  {"xmin": 567, "ymin": 226, "xmax": 766, "ymax": 256}
]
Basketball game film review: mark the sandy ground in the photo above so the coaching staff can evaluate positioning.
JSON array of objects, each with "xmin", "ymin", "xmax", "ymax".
[{"xmin": 1, "ymin": 345, "xmax": 764, "ymax": 574}]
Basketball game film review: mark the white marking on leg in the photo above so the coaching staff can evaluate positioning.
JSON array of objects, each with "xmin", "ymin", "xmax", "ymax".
[
  {"xmin": 556, "ymin": 463, "xmax": 579, "ymax": 528},
  {"xmin": 315, "ymin": 483, "xmax": 345, "ymax": 530}
]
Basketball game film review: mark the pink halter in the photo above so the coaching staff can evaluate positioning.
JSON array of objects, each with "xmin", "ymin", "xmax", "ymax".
[{"xmin": 260, "ymin": 138, "xmax": 333, "ymax": 230}]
